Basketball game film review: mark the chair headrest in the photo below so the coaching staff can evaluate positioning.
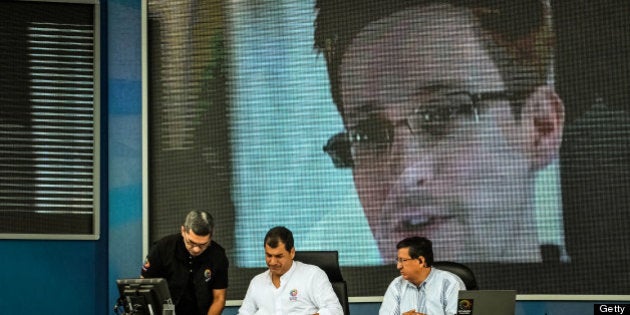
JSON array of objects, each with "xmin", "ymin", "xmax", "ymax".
[{"xmin": 294, "ymin": 251, "xmax": 344, "ymax": 282}]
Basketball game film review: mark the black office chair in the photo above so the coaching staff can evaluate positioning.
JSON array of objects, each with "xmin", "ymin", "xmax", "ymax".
[
  {"xmin": 432, "ymin": 261, "xmax": 478, "ymax": 290},
  {"xmin": 294, "ymin": 251, "xmax": 350, "ymax": 315}
]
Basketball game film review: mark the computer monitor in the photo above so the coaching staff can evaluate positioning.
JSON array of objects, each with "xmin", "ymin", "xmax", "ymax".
[
  {"xmin": 458, "ymin": 290, "xmax": 517, "ymax": 315},
  {"xmin": 116, "ymin": 278, "xmax": 174, "ymax": 315}
]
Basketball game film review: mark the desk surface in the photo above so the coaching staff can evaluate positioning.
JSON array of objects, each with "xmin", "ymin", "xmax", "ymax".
[{"xmin": 223, "ymin": 295, "xmax": 630, "ymax": 315}]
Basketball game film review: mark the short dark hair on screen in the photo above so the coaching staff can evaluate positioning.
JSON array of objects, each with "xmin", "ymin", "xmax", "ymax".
[
  {"xmin": 264, "ymin": 226, "xmax": 295, "ymax": 252},
  {"xmin": 397, "ymin": 236, "xmax": 434, "ymax": 266},
  {"xmin": 183, "ymin": 210, "xmax": 214, "ymax": 236},
  {"xmin": 314, "ymin": 0, "xmax": 553, "ymax": 118}
]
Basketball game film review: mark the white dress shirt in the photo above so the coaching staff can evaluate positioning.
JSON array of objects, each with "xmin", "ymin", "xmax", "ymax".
[{"xmin": 238, "ymin": 261, "xmax": 343, "ymax": 315}]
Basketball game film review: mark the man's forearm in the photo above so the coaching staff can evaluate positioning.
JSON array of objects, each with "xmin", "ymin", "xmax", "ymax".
[
  {"xmin": 207, "ymin": 300, "xmax": 225, "ymax": 315},
  {"xmin": 207, "ymin": 288, "xmax": 227, "ymax": 315}
]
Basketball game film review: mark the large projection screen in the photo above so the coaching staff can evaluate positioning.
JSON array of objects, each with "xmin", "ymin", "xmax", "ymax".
[{"xmin": 146, "ymin": 0, "xmax": 630, "ymax": 300}]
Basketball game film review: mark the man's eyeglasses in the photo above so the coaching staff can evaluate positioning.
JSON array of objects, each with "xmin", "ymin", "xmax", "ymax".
[
  {"xmin": 395, "ymin": 257, "xmax": 417, "ymax": 264},
  {"xmin": 323, "ymin": 91, "xmax": 512, "ymax": 168},
  {"xmin": 183, "ymin": 233, "xmax": 210, "ymax": 250}
]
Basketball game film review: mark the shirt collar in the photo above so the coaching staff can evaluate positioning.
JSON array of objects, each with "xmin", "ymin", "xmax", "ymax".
[
  {"xmin": 405, "ymin": 267, "xmax": 435, "ymax": 289},
  {"xmin": 266, "ymin": 260, "xmax": 297, "ymax": 285},
  {"xmin": 176, "ymin": 235, "xmax": 189, "ymax": 260}
]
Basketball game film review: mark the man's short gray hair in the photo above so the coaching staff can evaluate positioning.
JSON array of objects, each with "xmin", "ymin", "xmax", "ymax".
[{"xmin": 183, "ymin": 210, "xmax": 214, "ymax": 236}]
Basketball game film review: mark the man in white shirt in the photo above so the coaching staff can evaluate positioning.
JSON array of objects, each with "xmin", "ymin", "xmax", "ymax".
[
  {"xmin": 379, "ymin": 237, "xmax": 465, "ymax": 315},
  {"xmin": 238, "ymin": 226, "xmax": 343, "ymax": 315}
]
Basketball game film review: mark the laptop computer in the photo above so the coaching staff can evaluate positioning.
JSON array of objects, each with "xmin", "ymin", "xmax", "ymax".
[{"xmin": 457, "ymin": 290, "xmax": 516, "ymax": 315}]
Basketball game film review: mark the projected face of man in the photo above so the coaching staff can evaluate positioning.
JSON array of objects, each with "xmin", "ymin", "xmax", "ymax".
[{"xmin": 338, "ymin": 4, "xmax": 563, "ymax": 262}]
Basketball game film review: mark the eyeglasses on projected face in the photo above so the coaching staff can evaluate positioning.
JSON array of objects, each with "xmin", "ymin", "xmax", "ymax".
[{"xmin": 323, "ymin": 91, "xmax": 515, "ymax": 168}]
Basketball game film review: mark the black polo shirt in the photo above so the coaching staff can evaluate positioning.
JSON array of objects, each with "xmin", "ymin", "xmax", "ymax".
[{"xmin": 141, "ymin": 233, "xmax": 229, "ymax": 315}]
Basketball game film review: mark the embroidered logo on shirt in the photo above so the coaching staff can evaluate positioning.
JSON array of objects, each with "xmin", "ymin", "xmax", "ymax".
[
  {"xmin": 142, "ymin": 259, "xmax": 150, "ymax": 271},
  {"xmin": 289, "ymin": 289, "xmax": 298, "ymax": 302},
  {"xmin": 204, "ymin": 269, "xmax": 212, "ymax": 282}
]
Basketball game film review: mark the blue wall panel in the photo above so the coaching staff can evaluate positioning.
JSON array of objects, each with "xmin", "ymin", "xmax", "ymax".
[
  {"xmin": 0, "ymin": 241, "xmax": 99, "ymax": 314},
  {"xmin": 0, "ymin": 0, "xmax": 142, "ymax": 314},
  {"xmin": 107, "ymin": 0, "xmax": 144, "ymax": 311}
]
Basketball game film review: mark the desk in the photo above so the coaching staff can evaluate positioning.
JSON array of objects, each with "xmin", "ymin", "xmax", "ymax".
[{"xmin": 221, "ymin": 295, "xmax": 630, "ymax": 315}]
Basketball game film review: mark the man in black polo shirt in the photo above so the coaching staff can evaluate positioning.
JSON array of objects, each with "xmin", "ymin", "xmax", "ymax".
[{"xmin": 142, "ymin": 210, "xmax": 228, "ymax": 315}]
